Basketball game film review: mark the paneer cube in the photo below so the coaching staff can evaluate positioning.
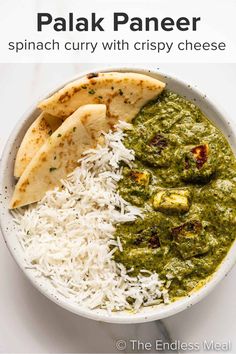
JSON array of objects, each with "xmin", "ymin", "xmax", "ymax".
[
  {"xmin": 189, "ymin": 144, "xmax": 209, "ymax": 169},
  {"xmin": 172, "ymin": 220, "xmax": 202, "ymax": 239},
  {"xmin": 149, "ymin": 133, "xmax": 168, "ymax": 150},
  {"xmin": 118, "ymin": 168, "xmax": 151, "ymax": 206},
  {"xmin": 171, "ymin": 220, "xmax": 217, "ymax": 259},
  {"xmin": 171, "ymin": 220, "xmax": 213, "ymax": 259},
  {"xmin": 130, "ymin": 170, "xmax": 150, "ymax": 186},
  {"xmin": 180, "ymin": 143, "xmax": 216, "ymax": 182},
  {"xmin": 153, "ymin": 189, "xmax": 191, "ymax": 214}
]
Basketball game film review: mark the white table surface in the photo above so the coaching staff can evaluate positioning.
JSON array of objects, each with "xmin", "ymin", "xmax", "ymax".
[{"xmin": 0, "ymin": 63, "xmax": 235, "ymax": 353}]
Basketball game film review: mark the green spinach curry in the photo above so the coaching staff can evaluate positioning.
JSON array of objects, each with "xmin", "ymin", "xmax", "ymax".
[{"xmin": 115, "ymin": 90, "xmax": 236, "ymax": 300}]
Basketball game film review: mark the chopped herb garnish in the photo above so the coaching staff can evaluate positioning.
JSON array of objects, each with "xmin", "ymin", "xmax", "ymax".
[
  {"xmin": 54, "ymin": 156, "xmax": 57, "ymax": 160},
  {"xmin": 49, "ymin": 167, "xmax": 57, "ymax": 172},
  {"xmin": 73, "ymin": 127, "xmax": 76, "ymax": 132},
  {"xmin": 57, "ymin": 133, "xmax": 62, "ymax": 137},
  {"xmin": 48, "ymin": 130, "xmax": 53, "ymax": 135},
  {"xmin": 119, "ymin": 89, "xmax": 124, "ymax": 96},
  {"xmin": 27, "ymin": 230, "xmax": 30, "ymax": 235},
  {"xmin": 88, "ymin": 89, "xmax": 95, "ymax": 95},
  {"xmin": 98, "ymin": 95, "xmax": 103, "ymax": 99},
  {"xmin": 81, "ymin": 85, "xmax": 87, "ymax": 89}
]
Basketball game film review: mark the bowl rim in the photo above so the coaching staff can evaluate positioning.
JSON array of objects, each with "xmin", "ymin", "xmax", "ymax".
[{"xmin": 0, "ymin": 65, "xmax": 236, "ymax": 324}]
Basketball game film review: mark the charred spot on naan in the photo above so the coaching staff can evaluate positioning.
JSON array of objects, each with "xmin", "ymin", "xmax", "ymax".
[{"xmin": 38, "ymin": 72, "xmax": 165, "ymax": 121}]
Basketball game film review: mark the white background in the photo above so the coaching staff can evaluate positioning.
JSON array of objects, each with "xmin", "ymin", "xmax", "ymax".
[
  {"xmin": 0, "ymin": 0, "xmax": 236, "ymax": 63},
  {"xmin": 0, "ymin": 63, "xmax": 236, "ymax": 353}
]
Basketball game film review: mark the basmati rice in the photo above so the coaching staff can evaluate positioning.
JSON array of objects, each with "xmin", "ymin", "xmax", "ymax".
[{"xmin": 13, "ymin": 122, "xmax": 169, "ymax": 311}]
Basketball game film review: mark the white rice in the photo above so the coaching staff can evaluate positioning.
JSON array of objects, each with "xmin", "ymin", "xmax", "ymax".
[{"xmin": 13, "ymin": 122, "xmax": 169, "ymax": 311}]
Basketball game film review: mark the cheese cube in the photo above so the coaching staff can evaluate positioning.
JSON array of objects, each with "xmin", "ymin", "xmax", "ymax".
[
  {"xmin": 153, "ymin": 189, "xmax": 191, "ymax": 213},
  {"xmin": 130, "ymin": 170, "xmax": 150, "ymax": 186}
]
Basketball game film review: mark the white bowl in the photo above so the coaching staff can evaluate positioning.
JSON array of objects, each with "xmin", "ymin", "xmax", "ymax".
[{"xmin": 0, "ymin": 67, "xmax": 236, "ymax": 324}]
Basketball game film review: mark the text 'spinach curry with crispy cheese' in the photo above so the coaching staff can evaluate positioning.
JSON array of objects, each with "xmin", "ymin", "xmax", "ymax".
[{"xmin": 10, "ymin": 72, "xmax": 236, "ymax": 311}]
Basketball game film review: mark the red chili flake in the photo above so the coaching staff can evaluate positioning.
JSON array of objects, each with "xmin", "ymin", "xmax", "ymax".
[
  {"xmin": 172, "ymin": 220, "xmax": 202, "ymax": 238},
  {"xmin": 185, "ymin": 157, "xmax": 190, "ymax": 170},
  {"xmin": 149, "ymin": 134, "xmax": 168, "ymax": 150},
  {"xmin": 148, "ymin": 235, "xmax": 160, "ymax": 248},
  {"xmin": 133, "ymin": 235, "xmax": 143, "ymax": 246}
]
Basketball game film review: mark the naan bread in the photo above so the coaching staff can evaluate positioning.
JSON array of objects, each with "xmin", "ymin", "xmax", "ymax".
[
  {"xmin": 14, "ymin": 112, "xmax": 63, "ymax": 178},
  {"xmin": 10, "ymin": 104, "xmax": 108, "ymax": 209},
  {"xmin": 16, "ymin": 73, "xmax": 165, "ymax": 178},
  {"xmin": 38, "ymin": 72, "xmax": 165, "ymax": 122}
]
